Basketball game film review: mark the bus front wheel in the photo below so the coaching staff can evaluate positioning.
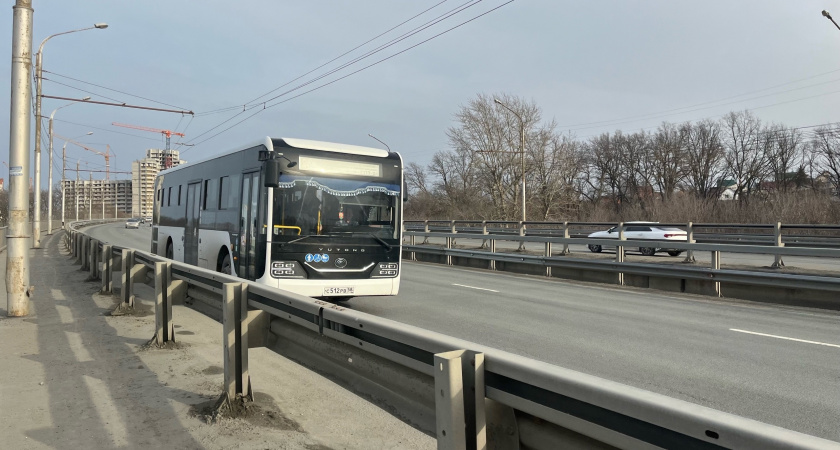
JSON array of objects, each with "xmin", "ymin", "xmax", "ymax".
[{"xmin": 219, "ymin": 253, "xmax": 232, "ymax": 275}]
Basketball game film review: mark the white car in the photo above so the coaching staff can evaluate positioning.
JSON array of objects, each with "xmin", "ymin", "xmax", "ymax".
[
  {"xmin": 125, "ymin": 218, "xmax": 142, "ymax": 229},
  {"xmin": 587, "ymin": 222, "xmax": 687, "ymax": 256}
]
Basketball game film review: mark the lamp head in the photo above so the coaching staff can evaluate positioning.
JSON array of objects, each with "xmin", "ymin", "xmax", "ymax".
[
  {"xmin": 94, "ymin": 23, "xmax": 108, "ymax": 29},
  {"xmin": 81, "ymin": 96, "xmax": 91, "ymax": 101}
]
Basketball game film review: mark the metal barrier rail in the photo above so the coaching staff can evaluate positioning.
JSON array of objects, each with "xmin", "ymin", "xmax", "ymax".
[
  {"xmin": 63, "ymin": 220, "xmax": 840, "ymax": 449},
  {"xmin": 404, "ymin": 220, "xmax": 840, "ymax": 249}
]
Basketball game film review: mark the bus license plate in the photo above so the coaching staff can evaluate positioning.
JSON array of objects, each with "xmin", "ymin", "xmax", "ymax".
[{"xmin": 324, "ymin": 286, "xmax": 355, "ymax": 296}]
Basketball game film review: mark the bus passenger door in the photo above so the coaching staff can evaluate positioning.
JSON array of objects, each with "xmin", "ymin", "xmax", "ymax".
[
  {"xmin": 237, "ymin": 172, "xmax": 260, "ymax": 280},
  {"xmin": 184, "ymin": 181, "xmax": 201, "ymax": 265}
]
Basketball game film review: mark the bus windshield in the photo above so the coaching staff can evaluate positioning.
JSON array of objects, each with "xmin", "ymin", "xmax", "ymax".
[{"xmin": 271, "ymin": 175, "xmax": 401, "ymax": 240}]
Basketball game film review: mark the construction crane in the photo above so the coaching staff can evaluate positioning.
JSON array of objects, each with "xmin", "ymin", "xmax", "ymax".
[
  {"xmin": 112, "ymin": 122, "xmax": 185, "ymax": 151},
  {"xmin": 56, "ymin": 133, "xmax": 112, "ymax": 179}
]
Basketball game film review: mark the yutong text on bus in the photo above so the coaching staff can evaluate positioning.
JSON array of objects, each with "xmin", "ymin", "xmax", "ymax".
[{"xmin": 151, "ymin": 137, "xmax": 404, "ymax": 300}]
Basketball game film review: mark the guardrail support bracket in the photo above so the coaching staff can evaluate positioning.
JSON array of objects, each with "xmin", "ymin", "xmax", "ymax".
[{"xmin": 153, "ymin": 261, "xmax": 176, "ymax": 346}]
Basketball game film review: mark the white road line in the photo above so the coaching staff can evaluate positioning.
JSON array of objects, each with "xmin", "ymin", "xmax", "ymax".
[
  {"xmin": 730, "ymin": 329, "xmax": 840, "ymax": 348},
  {"xmin": 452, "ymin": 283, "xmax": 499, "ymax": 293}
]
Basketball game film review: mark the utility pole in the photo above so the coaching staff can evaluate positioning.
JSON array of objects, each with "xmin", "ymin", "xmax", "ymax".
[
  {"xmin": 61, "ymin": 143, "xmax": 66, "ymax": 227},
  {"xmin": 75, "ymin": 160, "xmax": 79, "ymax": 222},
  {"xmin": 88, "ymin": 172, "xmax": 92, "ymax": 221},
  {"xmin": 7, "ymin": 0, "xmax": 33, "ymax": 316}
]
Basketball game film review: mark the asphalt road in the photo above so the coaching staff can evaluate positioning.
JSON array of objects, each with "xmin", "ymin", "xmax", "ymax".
[{"xmin": 86, "ymin": 222, "xmax": 840, "ymax": 441}]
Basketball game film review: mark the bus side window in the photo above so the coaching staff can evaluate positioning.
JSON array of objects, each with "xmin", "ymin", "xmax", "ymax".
[
  {"xmin": 219, "ymin": 176, "xmax": 229, "ymax": 209},
  {"xmin": 177, "ymin": 185, "xmax": 182, "ymax": 206}
]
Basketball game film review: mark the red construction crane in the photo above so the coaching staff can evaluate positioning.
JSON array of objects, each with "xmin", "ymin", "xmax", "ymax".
[
  {"xmin": 112, "ymin": 122, "xmax": 185, "ymax": 151},
  {"xmin": 55, "ymin": 133, "xmax": 112, "ymax": 180}
]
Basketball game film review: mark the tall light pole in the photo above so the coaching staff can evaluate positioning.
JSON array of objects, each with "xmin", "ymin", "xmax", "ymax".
[
  {"xmin": 7, "ymin": 0, "xmax": 34, "ymax": 316},
  {"xmin": 59, "ymin": 132, "xmax": 92, "ymax": 229},
  {"xmin": 493, "ymin": 98, "xmax": 527, "ymax": 223},
  {"xmin": 48, "ymin": 99, "xmax": 90, "ymax": 234},
  {"xmin": 33, "ymin": 22, "xmax": 107, "ymax": 248}
]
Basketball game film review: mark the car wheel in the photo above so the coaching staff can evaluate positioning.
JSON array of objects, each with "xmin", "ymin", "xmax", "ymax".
[
  {"xmin": 640, "ymin": 247, "xmax": 656, "ymax": 256},
  {"xmin": 667, "ymin": 250, "xmax": 682, "ymax": 257},
  {"xmin": 588, "ymin": 244, "xmax": 602, "ymax": 253},
  {"xmin": 219, "ymin": 253, "xmax": 232, "ymax": 275}
]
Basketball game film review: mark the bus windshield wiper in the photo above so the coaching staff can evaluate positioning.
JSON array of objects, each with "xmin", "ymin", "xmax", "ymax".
[
  {"xmin": 280, "ymin": 235, "xmax": 312, "ymax": 246},
  {"xmin": 365, "ymin": 233, "xmax": 392, "ymax": 251}
]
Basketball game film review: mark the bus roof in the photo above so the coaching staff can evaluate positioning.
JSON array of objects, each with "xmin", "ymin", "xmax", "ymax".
[
  {"xmin": 276, "ymin": 138, "xmax": 389, "ymax": 158},
  {"xmin": 159, "ymin": 136, "xmax": 392, "ymax": 176}
]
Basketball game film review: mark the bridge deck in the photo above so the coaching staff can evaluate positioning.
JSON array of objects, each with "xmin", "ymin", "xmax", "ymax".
[{"xmin": 0, "ymin": 232, "xmax": 431, "ymax": 449}]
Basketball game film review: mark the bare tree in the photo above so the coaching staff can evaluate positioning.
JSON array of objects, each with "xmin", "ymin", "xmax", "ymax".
[
  {"xmin": 812, "ymin": 125, "xmax": 840, "ymax": 196},
  {"xmin": 764, "ymin": 123, "xmax": 801, "ymax": 192},
  {"xmin": 650, "ymin": 122, "xmax": 687, "ymax": 201},
  {"xmin": 684, "ymin": 119, "xmax": 725, "ymax": 199},
  {"xmin": 722, "ymin": 111, "xmax": 768, "ymax": 201}
]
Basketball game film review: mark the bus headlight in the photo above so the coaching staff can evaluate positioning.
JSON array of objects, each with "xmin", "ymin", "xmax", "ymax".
[
  {"xmin": 271, "ymin": 261, "xmax": 307, "ymax": 279},
  {"xmin": 373, "ymin": 262, "xmax": 399, "ymax": 278}
]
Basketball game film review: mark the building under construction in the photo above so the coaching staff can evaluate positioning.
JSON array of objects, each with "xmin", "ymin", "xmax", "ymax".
[{"xmin": 131, "ymin": 148, "xmax": 186, "ymax": 217}]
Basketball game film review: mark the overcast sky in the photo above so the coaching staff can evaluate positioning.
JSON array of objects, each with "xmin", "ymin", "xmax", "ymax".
[{"xmin": 2, "ymin": 1, "xmax": 839, "ymax": 186}]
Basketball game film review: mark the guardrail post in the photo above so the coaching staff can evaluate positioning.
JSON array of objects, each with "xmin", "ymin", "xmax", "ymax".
[
  {"xmin": 423, "ymin": 220, "xmax": 430, "ymax": 244},
  {"xmin": 450, "ymin": 220, "xmax": 457, "ymax": 246},
  {"xmin": 683, "ymin": 222, "xmax": 696, "ymax": 263},
  {"xmin": 616, "ymin": 222, "xmax": 625, "ymax": 286},
  {"xmin": 771, "ymin": 221, "xmax": 785, "ymax": 268},
  {"xmin": 489, "ymin": 239, "xmax": 496, "ymax": 271},
  {"xmin": 711, "ymin": 250, "xmax": 721, "ymax": 297},
  {"xmin": 101, "ymin": 244, "xmax": 112, "ymax": 294},
  {"xmin": 115, "ymin": 249, "xmax": 137, "ymax": 313},
  {"xmin": 446, "ymin": 233, "xmax": 453, "ymax": 266},
  {"xmin": 480, "ymin": 220, "xmax": 488, "ymax": 249},
  {"xmin": 222, "ymin": 282, "xmax": 252, "ymax": 404},
  {"xmin": 544, "ymin": 241, "xmax": 552, "ymax": 277},
  {"xmin": 85, "ymin": 236, "xmax": 92, "ymax": 270},
  {"xmin": 434, "ymin": 350, "xmax": 467, "ymax": 450},
  {"xmin": 87, "ymin": 239, "xmax": 99, "ymax": 281},
  {"xmin": 561, "ymin": 221, "xmax": 570, "ymax": 255},
  {"xmin": 154, "ymin": 261, "xmax": 175, "ymax": 345},
  {"xmin": 410, "ymin": 234, "xmax": 416, "ymax": 261},
  {"xmin": 517, "ymin": 221, "xmax": 526, "ymax": 251}
]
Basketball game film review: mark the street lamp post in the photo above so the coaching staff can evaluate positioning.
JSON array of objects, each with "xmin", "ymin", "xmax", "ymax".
[
  {"xmin": 48, "ymin": 100, "xmax": 90, "ymax": 234},
  {"xmin": 33, "ymin": 23, "xmax": 107, "ymax": 247},
  {"xmin": 59, "ymin": 132, "xmax": 92, "ymax": 229},
  {"xmin": 493, "ymin": 98, "xmax": 527, "ymax": 223}
]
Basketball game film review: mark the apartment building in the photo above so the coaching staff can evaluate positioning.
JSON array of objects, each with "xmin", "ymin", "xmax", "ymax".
[
  {"xmin": 62, "ymin": 178, "xmax": 132, "ymax": 219},
  {"xmin": 131, "ymin": 149, "xmax": 186, "ymax": 217}
]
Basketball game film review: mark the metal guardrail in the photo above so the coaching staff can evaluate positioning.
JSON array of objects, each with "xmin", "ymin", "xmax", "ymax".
[
  {"xmin": 63, "ymin": 220, "xmax": 840, "ymax": 449},
  {"xmin": 404, "ymin": 220, "xmax": 840, "ymax": 249}
]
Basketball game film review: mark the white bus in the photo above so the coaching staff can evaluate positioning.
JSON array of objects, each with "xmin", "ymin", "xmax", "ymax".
[{"xmin": 151, "ymin": 137, "xmax": 403, "ymax": 300}]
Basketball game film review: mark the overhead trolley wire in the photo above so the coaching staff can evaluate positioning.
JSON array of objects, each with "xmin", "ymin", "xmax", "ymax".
[
  {"xmin": 184, "ymin": 0, "xmax": 514, "ymax": 149},
  {"xmin": 184, "ymin": 0, "xmax": 498, "ymax": 144},
  {"xmin": 42, "ymin": 69, "xmax": 191, "ymax": 111}
]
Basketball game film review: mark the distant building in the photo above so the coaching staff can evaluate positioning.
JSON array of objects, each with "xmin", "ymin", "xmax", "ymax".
[
  {"xmin": 131, "ymin": 149, "xmax": 186, "ymax": 217},
  {"xmin": 62, "ymin": 178, "xmax": 132, "ymax": 218}
]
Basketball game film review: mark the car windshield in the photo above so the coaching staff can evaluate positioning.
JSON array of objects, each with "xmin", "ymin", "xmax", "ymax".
[{"xmin": 271, "ymin": 175, "xmax": 401, "ymax": 241}]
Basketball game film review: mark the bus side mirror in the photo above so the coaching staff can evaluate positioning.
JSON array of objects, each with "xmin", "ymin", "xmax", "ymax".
[{"xmin": 264, "ymin": 159, "xmax": 281, "ymax": 188}]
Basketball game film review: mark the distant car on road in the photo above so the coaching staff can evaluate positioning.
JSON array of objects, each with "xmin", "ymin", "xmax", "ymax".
[
  {"xmin": 144, "ymin": 216, "xmax": 152, "ymax": 226},
  {"xmin": 587, "ymin": 222, "xmax": 686, "ymax": 256},
  {"xmin": 125, "ymin": 218, "xmax": 142, "ymax": 229}
]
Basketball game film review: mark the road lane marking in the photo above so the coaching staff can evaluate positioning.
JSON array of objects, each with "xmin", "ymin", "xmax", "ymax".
[
  {"xmin": 730, "ymin": 329, "xmax": 840, "ymax": 348},
  {"xmin": 452, "ymin": 283, "xmax": 499, "ymax": 293}
]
